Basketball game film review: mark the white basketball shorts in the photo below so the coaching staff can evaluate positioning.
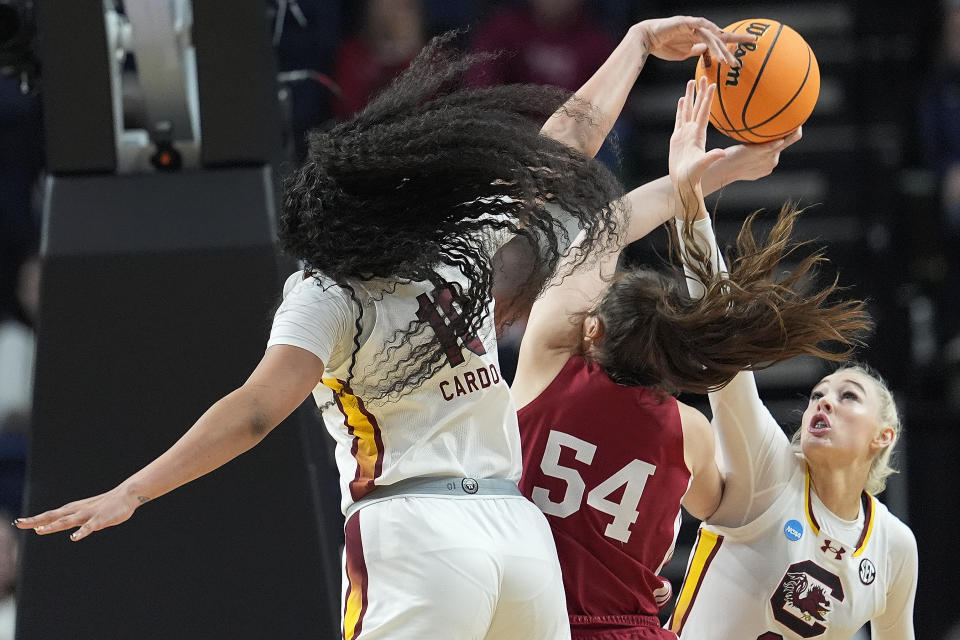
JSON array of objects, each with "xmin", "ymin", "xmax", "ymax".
[{"xmin": 341, "ymin": 493, "xmax": 570, "ymax": 639}]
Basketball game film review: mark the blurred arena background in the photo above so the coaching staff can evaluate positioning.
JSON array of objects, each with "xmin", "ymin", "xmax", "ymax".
[{"xmin": 0, "ymin": 0, "xmax": 957, "ymax": 638}]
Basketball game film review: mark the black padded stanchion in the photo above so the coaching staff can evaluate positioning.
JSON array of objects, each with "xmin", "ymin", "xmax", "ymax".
[{"xmin": 18, "ymin": 169, "xmax": 342, "ymax": 639}]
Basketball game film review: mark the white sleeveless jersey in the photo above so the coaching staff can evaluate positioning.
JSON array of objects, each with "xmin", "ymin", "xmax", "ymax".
[
  {"xmin": 671, "ymin": 216, "xmax": 917, "ymax": 640},
  {"xmin": 669, "ymin": 462, "xmax": 917, "ymax": 639},
  {"xmin": 268, "ymin": 265, "xmax": 521, "ymax": 514}
]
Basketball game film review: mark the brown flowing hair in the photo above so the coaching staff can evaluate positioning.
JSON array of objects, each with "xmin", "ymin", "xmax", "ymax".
[{"xmin": 590, "ymin": 205, "xmax": 874, "ymax": 395}]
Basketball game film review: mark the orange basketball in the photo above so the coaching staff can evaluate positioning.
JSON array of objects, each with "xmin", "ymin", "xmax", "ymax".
[{"xmin": 695, "ymin": 19, "xmax": 820, "ymax": 143}]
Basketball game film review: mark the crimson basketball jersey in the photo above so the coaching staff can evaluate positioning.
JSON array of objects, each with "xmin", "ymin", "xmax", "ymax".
[{"xmin": 518, "ymin": 356, "xmax": 691, "ymax": 617}]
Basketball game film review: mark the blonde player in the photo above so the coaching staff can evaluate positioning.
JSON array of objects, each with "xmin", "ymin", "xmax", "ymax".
[
  {"xmin": 14, "ymin": 20, "xmax": 754, "ymax": 640},
  {"xmin": 669, "ymin": 166, "xmax": 918, "ymax": 638}
]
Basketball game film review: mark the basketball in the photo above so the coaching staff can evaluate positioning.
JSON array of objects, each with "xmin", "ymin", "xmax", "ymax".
[{"xmin": 695, "ymin": 19, "xmax": 820, "ymax": 143}]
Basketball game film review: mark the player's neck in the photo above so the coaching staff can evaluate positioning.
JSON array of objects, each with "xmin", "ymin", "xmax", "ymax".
[{"xmin": 808, "ymin": 464, "xmax": 866, "ymax": 521}]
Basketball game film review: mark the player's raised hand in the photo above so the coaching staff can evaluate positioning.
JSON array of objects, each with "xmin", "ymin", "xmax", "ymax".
[
  {"xmin": 636, "ymin": 16, "xmax": 755, "ymax": 67},
  {"xmin": 670, "ymin": 78, "xmax": 726, "ymax": 194},
  {"xmin": 13, "ymin": 485, "xmax": 143, "ymax": 541},
  {"xmin": 704, "ymin": 127, "xmax": 803, "ymax": 190}
]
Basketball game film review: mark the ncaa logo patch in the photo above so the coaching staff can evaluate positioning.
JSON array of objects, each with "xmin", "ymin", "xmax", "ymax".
[
  {"xmin": 461, "ymin": 477, "xmax": 479, "ymax": 494},
  {"xmin": 783, "ymin": 519, "xmax": 803, "ymax": 542},
  {"xmin": 859, "ymin": 558, "xmax": 877, "ymax": 585}
]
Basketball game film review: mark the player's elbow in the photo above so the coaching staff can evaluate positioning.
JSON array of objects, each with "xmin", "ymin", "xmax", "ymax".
[
  {"xmin": 248, "ymin": 409, "xmax": 275, "ymax": 440},
  {"xmin": 223, "ymin": 385, "xmax": 283, "ymax": 441}
]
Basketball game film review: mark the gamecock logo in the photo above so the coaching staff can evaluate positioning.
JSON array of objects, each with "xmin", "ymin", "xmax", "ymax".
[
  {"xmin": 785, "ymin": 574, "xmax": 830, "ymax": 621},
  {"xmin": 770, "ymin": 560, "xmax": 844, "ymax": 638}
]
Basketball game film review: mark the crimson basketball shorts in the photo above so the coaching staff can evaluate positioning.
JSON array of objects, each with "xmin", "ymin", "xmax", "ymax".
[
  {"xmin": 570, "ymin": 614, "xmax": 677, "ymax": 640},
  {"xmin": 340, "ymin": 480, "xmax": 570, "ymax": 640}
]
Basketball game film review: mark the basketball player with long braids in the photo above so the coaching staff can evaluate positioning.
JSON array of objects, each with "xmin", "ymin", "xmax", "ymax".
[
  {"xmin": 666, "ymin": 124, "xmax": 918, "ymax": 640},
  {"xmin": 14, "ymin": 18, "xmax": 755, "ymax": 640},
  {"xmin": 513, "ymin": 76, "xmax": 872, "ymax": 639}
]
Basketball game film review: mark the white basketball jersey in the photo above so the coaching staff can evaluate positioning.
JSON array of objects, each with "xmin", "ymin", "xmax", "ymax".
[
  {"xmin": 670, "ymin": 463, "xmax": 917, "ymax": 639},
  {"xmin": 268, "ymin": 266, "xmax": 521, "ymax": 513}
]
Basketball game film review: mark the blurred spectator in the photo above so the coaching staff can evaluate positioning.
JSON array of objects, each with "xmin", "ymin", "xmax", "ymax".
[
  {"xmin": 0, "ymin": 71, "xmax": 41, "ymax": 328},
  {"xmin": 919, "ymin": 0, "xmax": 960, "ymax": 352},
  {"xmin": 467, "ymin": 0, "xmax": 627, "ymax": 171},
  {"xmin": 466, "ymin": 0, "xmax": 615, "ymax": 91},
  {"xmin": 0, "ymin": 255, "xmax": 34, "ymax": 519},
  {"xmin": 0, "ymin": 65, "xmax": 40, "ymax": 530},
  {"xmin": 331, "ymin": 0, "xmax": 426, "ymax": 120},
  {"xmin": 0, "ymin": 514, "xmax": 15, "ymax": 640}
]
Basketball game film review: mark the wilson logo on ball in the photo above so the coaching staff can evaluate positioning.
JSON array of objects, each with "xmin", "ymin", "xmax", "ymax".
[
  {"xmin": 696, "ymin": 18, "xmax": 820, "ymax": 143},
  {"xmin": 725, "ymin": 22, "xmax": 772, "ymax": 87}
]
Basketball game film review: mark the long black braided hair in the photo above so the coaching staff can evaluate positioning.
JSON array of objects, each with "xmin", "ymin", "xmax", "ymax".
[{"xmin": 279, "ymin": 31, "xmax": 626, "ymax": 399}]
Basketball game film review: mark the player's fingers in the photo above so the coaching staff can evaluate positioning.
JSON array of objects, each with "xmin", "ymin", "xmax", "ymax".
[
  {"xmin": 13, "ymin": 508, "xmax": 69, "ymax": 530},
  {"xmin": 70, "ymin": 522, "xmax": 96, "ymax": 542},
  {"xmin": 750, "ymin": 138, "xmax": 787, "ymax": 154},
  {"xmin": 719, "ymin": 30, "xmax": 757, "ymax": 44},
  {"xmin": 688, "ymin": 77, "xmax": 703, "ymax": 117},
  {"xmin": 681, "ymin": 79, "xmax": 696, "ymax": 122},
  {"xmin": 70, "ymin": 515, "xmax": 112, "ymax": 542},
  {"xmin": 715, "ymin": 38, "xmax": 739, "ymax": 68},
  {"xmin": 689, "ymin": 42, "xmax": 708, "ymax": 57},
  {"xmin": 698, "ymin": 28, "xmax": 737, "ymax": 66},
  {"xmin": 695, "ymin": 28, "xmax": 722, "ymax": 61},
  {"xmin": 693, "ymin": 148, "xmax": 728, "ymax": 175},
  {"xmin": 36, "ymin": 512, "xmax": 91, "ymax": 535},
  {"xmin": 691, "ymin": 17, "xmax": 731, "ymax": 40},
  {"xmin": 782, "ymin": 126, "xmax": 803, "ymax": 148},
  {"xmin": 675, "ymin": 97, "xmax": 685, "ymax": 131},
  {"xmin": 33, "ymin": 515, "xmax": 79, "ymax": 535},
  {"xmin": 692, "ymin": 17, "xmax": 721, "ymax": 33},
  {"xmin": 695, "ymin": 83, "xmax": 717, "ymax": 125},
  {"xmin": 692, "ymin": 16, "xmax": 755, "ymax": 48},
  {"xmin": 703, "ymin": 16, "xmax": 756, "ymax": 45}
]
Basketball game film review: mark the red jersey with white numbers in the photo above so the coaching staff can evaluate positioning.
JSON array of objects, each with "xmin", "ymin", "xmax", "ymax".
[{"xmin": 518, "ymin": 356, "xmax": 691, "ymax": 617}]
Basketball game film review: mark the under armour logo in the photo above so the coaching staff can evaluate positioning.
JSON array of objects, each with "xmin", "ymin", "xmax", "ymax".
[{"xmin": 820, "ymin": 539, "xmax": 846, "ymax": 560}]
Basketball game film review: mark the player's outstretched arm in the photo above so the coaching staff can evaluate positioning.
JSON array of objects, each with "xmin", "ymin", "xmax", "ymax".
[
  {"xmin": 677, "ymin": 213, "xmax": 799, "ymax": 529},
  {"xmin": 672, "ymin": 83, "xmax": 806, "ymax": 527},
  {"xmin": 14, "ymin": 344, "xmax": 324, "ymax": 541},
  {"xmin": 514, "ymin": 79, "xmax": 796, "ymax": 407},
  {"xmin": 677, "ymin": 402, "xmax": 723, "ymax": 520},
  {"xmin": 668, "ymin": 78, "xmax": 728, "ymax": 223},
  {"xmin": 541, "ymin": 16, "xmax": 753, "ymax": 157}
]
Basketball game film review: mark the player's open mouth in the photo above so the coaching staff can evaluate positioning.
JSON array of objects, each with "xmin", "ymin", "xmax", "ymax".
[{"xmin": 808, "ymin": 413, "xmax": 831, "ymax": 433}]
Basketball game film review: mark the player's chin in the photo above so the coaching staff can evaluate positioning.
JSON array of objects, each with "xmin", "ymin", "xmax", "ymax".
[
  {"xmin": 800, "ymin": 434, "xmax": 834, "ymax": 457},
  {"xmin": 801, "ymin": 437, "xmax": 857, "ymax": 469}
]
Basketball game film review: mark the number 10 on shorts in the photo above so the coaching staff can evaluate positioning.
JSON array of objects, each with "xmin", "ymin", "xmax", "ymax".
[{"xmin": 531, "ymin": 430, "xmax": 656, "ymax": 543}]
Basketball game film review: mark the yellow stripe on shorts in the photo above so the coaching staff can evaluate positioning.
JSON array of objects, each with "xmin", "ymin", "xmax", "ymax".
[{"xmin": 669, "ymin": 527, "xmax": 723, "ymax": 634}]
